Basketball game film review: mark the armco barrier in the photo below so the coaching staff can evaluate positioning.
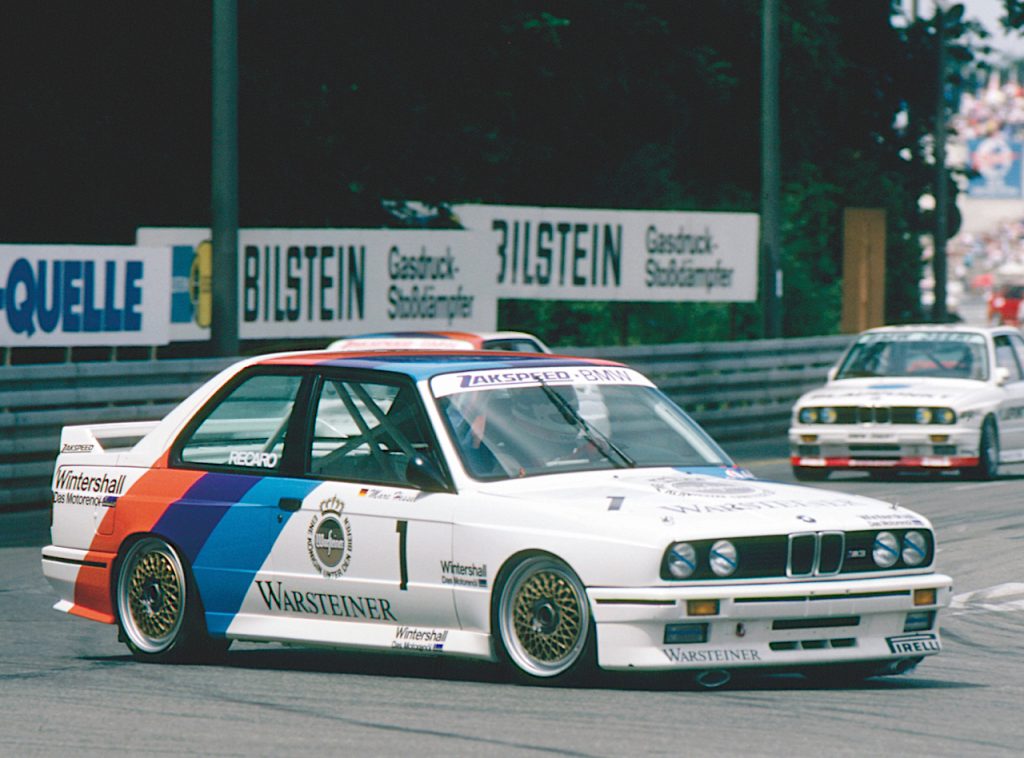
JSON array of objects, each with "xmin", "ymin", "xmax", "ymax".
[
  {"xmin": 1, "ymin": 357, "xmax": 235, "ymax": 509},
  {"xmin": 0, "ymin": 335, "xmax": 853, "ymax": 510}
]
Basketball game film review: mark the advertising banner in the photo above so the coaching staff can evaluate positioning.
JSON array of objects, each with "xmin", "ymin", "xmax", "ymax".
[
  {"xmin": 0, "ymin": 245, "xmax": 170, "ymax": 347},
  {"xmin": 136, "ymin": 228, "xmax": 498, "ymax": 341},
  {"xmin": 966, "ymin": 136, "xmax": 1023, "ymax": 198},
  {"xmin": 451, "ymin": 204, "xmax": 759, "ymax": 302}
]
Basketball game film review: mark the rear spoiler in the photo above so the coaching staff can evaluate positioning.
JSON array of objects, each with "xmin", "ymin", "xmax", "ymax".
[{"xmin": 58, "ymin": 421, "xmax": 161, "ymax": 455}]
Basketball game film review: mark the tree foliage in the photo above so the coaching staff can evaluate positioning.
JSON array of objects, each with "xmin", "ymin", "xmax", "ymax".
[{"xmin": 0, "ymin": 1, "xmax": 965, "ymax": 345}]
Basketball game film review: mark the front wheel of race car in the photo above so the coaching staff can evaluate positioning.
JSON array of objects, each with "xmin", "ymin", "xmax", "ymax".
[
  {"xmin": 115, "ymin": 537, "xmax": 227, "ymax": 663},
  {"xmin": 964, "ymin": 417, "xmax": 1000, "ymax": 481},
  {"xmin": 493, "ymin": 554, "xmax": 596, "ymax": 685}
]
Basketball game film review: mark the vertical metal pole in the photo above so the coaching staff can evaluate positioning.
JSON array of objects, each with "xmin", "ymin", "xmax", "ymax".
[
  {"xmin": 212, "ymin": 0, "xmax": 239, "ymax": 356},
  {"xmin": 761, "ymin": 0, "xmax": 782, "ymax": 337},
  {"xmin": 932, "ymin": 5, "xmax": 949, "ymax": 323}
]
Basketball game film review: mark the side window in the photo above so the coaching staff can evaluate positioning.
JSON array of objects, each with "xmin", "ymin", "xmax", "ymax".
[
  {"xmin": 179, "ymin": 372, "xmax": 303, "ymax": 471},
  {"xmin": 994, "ymin": 335, "xmax": 1023, "ymax": 382},
  {"xmin": 1009, "ymin": 334, "xmax": 1024, "ymax": 379},
  {"xmin": 309, "ymin": 377, "xmax": 434, "ymax": 487}
]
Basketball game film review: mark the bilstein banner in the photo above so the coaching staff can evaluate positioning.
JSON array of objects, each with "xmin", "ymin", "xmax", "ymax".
[{"xmin": 452, "ymin": 204, "xmax": 759, "ymax": 302}]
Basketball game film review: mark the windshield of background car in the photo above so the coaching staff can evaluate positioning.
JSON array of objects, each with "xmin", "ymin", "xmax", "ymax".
[
  {"xmin": 836, "ymin": 332, "xmax": 989, "ymax": 381},
  {"xmin": 430, "ymin": 366, "xmax": 729, "ymax": 480}
]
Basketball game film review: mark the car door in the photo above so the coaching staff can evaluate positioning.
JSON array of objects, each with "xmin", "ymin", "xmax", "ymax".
[
  {"xmin": 169, "ymin": 368, "xmax": 322, "ymax": 637},
  {"xmin": 996, "ymin": 333, "xmax": 1024, "ymax": 458},
  {"xmin": 260, "ymin": 370, "xmax": 459, "ymax": 648}
]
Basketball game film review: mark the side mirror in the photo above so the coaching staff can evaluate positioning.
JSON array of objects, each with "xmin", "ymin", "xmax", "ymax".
[
  {"xmin": 405, "ymin": 454, "xmax": 450, "ymax": 493},
  {"xmin": 994, "ymin": 366, "xmax": 1011, "ymax": 386}
]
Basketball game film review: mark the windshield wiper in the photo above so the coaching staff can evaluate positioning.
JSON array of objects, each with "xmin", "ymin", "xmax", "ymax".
[{"xmin": 535, "ymin": 379, "xmax": 636, "ymax": 468}]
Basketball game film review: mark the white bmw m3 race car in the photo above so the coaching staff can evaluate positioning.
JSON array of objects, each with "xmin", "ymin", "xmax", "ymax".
[
  {"xmin": 790, "ymin": 325, "xmax": 1024, "ymax": 481},
  {"xmin": 42, "ymin": 349, "xmax": 951, "ymax": 686}
]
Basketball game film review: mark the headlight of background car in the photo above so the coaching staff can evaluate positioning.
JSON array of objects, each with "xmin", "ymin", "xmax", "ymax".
[
  {"xmin": 819, "ymin": 407, "xmax": 838, "ymax": 423},
  {"xmin": 666, "ymin": 542, "xmax": 697, "ymax": 579},
  {"xmin": 799, "ymin": 408, "xmax": 818, "ymax": 424},
  {"xmin": 914, "ymin": 408, "xmax": 933, "ymax": 424},
  {"xmin": 933, "ymin": 408, "xmax": 956, "ymax": 424},
  {"xmin": 872, "ymin": 531, "xmax": 900, "ymax": 568},
  {"xmin": 709, "ymin": 540, "xmax": 738, "ymax": 577},
  {"xmin": 902, "ymin": 531, "xmax": 928, "ymax": 566}
]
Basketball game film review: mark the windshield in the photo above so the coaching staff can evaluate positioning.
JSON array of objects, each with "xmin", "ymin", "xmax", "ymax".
[
  {"xmin": 433, "ymin": 375, "xmax": 730, "ymax": 481},
  {"xmin": 836, "ymin": 332, "xmax": 989, "ymax": 381}
]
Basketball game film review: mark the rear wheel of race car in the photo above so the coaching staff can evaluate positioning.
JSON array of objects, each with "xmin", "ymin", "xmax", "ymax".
[
  {"xmin": 115, "ymin": 537, "xmax": 227, "ymax": 663},
  {"xmin": 964, "ymin": 417, "xmax": 999, "ymax": 481},
  {"xmin": 792, "ymin": 466, "xmax": 829, "ymax": 481},
  {"xmin": 494, "ymin": 554, "xmax": 596, "ymax": 685}
]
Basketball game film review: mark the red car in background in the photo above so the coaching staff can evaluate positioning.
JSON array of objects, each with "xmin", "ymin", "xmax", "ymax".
[{"xmin": 987, "ymin": 284, "xmax": 1024, "ymax": 326}]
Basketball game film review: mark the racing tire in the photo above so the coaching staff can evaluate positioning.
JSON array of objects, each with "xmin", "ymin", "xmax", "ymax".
[
  {"xmin": 115, "ymin": 537, "xmax": 228, "ymax": 663},
  {"xmin": 963, "ymin": 418, "xmax": 999, "ymax": 481},
  {"xmin": 493, "ymin": 554, "xmax": 596, "ymax": 685},
  {"xmin": 792, "ymin": 466, "xmax": 829, "ymax": 482}
]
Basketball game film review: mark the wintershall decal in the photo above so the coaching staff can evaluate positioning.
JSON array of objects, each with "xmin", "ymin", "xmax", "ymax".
[
  {"xmin": 441, "ymin": 560, "xmax": 488, "ymax": 587},
  {"xmin": 52, "ymin": 466, "xmax": 130, "ymax": 507},
  {"xmin": 254, "ymin": 581, "xmax": 397, "ymax": 621},
  {"xmin": 307, "ymin": 496, "xmax": 353, "ymax": 578},
  {"xmin": 0, "ymin": 245, "xmax": 170, "ymax": 347},
  {"xmin": 54, "ymin": 468, "xmax": 127, "ymax": 495},
  {"xmin": 393, "ymin": 626, "xmax": 448, "ymax": 651}
]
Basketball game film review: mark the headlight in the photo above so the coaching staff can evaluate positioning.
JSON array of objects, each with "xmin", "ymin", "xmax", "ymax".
[
  {"xmin": 799, "ymin": 408, "xmax": 818, "ymax": 424},
  {"xmin": 709, "ymin": 540, "xmax": 738, "ymax": 577},
  {"xmin": 819, "ymin": 407, "xmax": 838, "ymax": 424},
  {"xmin": 934, "ymin": 408, "xmax": 956, "ymax": 424},
  {"xmin": 914, "ymin": 408, "xmax": 933, "ymax": 424},
  {"xmin": 872, "ymin": 531, "xmax": 900, "ymax": 568},
  {"xmin": 666, "ymin": 542, "xmax": 697, "ymax": 579},
  {"xmin": 902, "ymin": 531, "xmax": 928, "ymax": 566}
]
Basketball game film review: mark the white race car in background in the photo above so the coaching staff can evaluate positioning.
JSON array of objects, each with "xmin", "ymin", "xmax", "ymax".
[
  {"xmin": 327, "ymin": 330, "xmax": 551, "ymax": 353},
  {"xmin": 790, "ymin": 325, "xmax": 1024, "ymax": 480}
]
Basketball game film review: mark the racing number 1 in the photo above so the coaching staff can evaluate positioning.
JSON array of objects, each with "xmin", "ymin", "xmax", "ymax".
[{"xmin": 395, "ymin": 520, "xmax": 409, "ymax": 591}]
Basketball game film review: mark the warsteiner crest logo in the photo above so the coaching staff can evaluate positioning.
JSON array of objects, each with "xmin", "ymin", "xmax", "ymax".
[{"xmin": 307, "ymin": 495, "xmax": 353, "ymax": 578}]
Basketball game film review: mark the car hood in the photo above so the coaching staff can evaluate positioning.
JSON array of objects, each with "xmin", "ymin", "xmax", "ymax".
[
  {"xmin": 473, "ymin": 467, "xmax": 928, "ymax": 539},
  {"xmin": 797, "ymin": 377, "xmax": 990, "ymax": 406}
]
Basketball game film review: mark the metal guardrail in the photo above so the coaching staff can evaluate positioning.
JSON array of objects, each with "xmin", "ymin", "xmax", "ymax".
[{"xmin": 0, "ymin": 335, "xmax": 853, "ymax": 510}]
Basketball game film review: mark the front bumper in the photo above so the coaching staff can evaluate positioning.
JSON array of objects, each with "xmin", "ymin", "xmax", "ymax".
[
  {"xmin": 789, "ymin": 425, "xmax": 979, "ymax": 471},
  {"xmin": 588, "ymin": 572, "xmax": 952, "ymax": 671}
]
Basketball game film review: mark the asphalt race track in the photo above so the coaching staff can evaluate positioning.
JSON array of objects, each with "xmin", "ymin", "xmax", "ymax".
[{"xmin": 2, "ymin": 439, "xmax": 1022, "ymax": 757}]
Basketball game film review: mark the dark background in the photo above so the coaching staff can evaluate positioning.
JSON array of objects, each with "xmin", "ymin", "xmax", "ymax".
[{"xmin": 0, "ymin": 1, "xmax": 981, "ymax": 345}]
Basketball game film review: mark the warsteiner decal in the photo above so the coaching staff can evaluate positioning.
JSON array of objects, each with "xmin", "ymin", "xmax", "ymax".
[
  {"xmin": 661, "ymin": 648, "xmax": 762, "ymax": 663},
  {"xmin": 255, "ymin": 580, "xmax": 396, "ymax": 621},
  {"xmin": 307, "ymin": 495, "xmax": 353, "ymax": 578}
]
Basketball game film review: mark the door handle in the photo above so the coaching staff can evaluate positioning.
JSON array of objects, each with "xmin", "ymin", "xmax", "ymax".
[{"xmin": 278, "ymin": 497, "xmax": 302, "ymax": 512}]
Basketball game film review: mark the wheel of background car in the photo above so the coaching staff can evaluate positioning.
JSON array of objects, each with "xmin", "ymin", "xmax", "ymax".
[
  {"xmin": 964, "ymin": 417, "xmax": 1000, "ymax": 481},
  {"xmin": 792, "ymin": 466, "xmax": 829, "ymax": 482},
  {"xmin": 494, "ymin": 554, "xmax": 595, "ymax": 683},
  {"xmin": 116, "ymin": 537, "xmax": 225, "ymax": 662}
]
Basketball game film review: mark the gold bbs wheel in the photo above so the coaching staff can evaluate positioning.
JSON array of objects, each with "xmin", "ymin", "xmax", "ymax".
[
  {"xmin": 497, "ymin": 556, "xmax": 591, "ymax": 679},
  {"xmin": 117, "ymin": 538, "xmax": 188, "ymax": 656}
]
